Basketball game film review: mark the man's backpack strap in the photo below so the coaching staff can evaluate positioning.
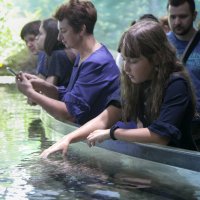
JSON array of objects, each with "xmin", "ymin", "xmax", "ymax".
[{"xmin": 181, "ymin": 30, "xmax": 200, "ymax": 64}]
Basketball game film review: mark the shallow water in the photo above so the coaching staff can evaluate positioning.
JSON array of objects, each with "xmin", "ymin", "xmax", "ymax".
[{"xmin": 0, "ymin": 78, "xmax": 200, "ymax": 200}]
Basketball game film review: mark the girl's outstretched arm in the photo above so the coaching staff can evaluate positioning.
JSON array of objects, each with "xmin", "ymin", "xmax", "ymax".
[{"xmin": 40, "ymin": 105, "xmax": 121, "ymax": 158}]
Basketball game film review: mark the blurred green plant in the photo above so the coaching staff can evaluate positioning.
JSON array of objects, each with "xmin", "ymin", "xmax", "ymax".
[
  {"xmin": 0, "ymin": 0, "xmax": 17, "ymax": 66},
  {"xmin": 0, "ymin": 0, "xmax": 40, "ymax": 74},
  {"xmin": 0, "ymin": 0, "xmax": 27, "ymax": 73}
]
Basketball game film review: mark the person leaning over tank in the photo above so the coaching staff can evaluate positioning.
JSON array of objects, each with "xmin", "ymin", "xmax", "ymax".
[
  {"xmin": 15, "ymin": 0, "xmax": 120, "ymax": 125},
  {"xmin": 40, "ymin": 20, "xmax": 197, "ymax": 159},
  {"xmin": 35, "ymin": 18, "xmax": 76, "ymax": 87}
]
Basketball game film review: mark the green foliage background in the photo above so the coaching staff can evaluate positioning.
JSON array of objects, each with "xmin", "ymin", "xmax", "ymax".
[
  {"xmin": 0, "ymin": 0, "xmax": 200, "ymax": 74},
  {"xmin": 0, "ymin": 0, "xmax": 23, "ymax": 67}
]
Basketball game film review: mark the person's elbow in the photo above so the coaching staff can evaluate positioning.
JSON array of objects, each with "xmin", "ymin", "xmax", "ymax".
[
  {"xmin": 54, "ymin": 109, "xmax": 75, "ymax": 123},
  {"xmin": 158, "ymin": 136, "xmax": 170, "ymax": 145},
  {"xmin": 150, "ymin": 131, "xmax": 170, "ymax": 145}
]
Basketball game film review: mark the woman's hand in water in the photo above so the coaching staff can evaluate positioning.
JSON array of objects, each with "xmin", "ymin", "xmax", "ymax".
[{"xmin": 87, "ymin": 129, "xmax": 110, "ymax": 147}]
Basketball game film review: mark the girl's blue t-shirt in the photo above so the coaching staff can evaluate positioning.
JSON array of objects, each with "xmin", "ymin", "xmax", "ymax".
[
  {"xmin": 114, "ymin": 74, "xmax": 195, "ymax": 150},
  {"xmin": 36, "ymin": 50, "xmax": 73, "ymax": 87}
]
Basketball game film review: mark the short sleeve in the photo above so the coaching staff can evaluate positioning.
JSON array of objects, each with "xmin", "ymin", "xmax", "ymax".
[
  {"xmin": 57, "ymin": 45, "xmax": 120, "ymax": 124},
  {"xmin": 46, "ymin": 50, "xmax": 73, "ymax": 87},
  {"xmin": 106, "ymin": 87, "xmax": 121, "ymax": 108},
  {"xmin": 36, "ymin": 51, "xmax": 47, "ymax": 76},
  {"xmin": 66, "ymin": 62, "xmax": 117, "ymax": 122},
  {"xmin": 148, "ymin": 77, "xmax": 191, "ymax": 141},
  {"xmin": 58, "ymin": 86, "xmax": 68, "ymax": 100},
  {"xmin": 115, "ymin": 121, "xmax": 137, "ymax": 129}
]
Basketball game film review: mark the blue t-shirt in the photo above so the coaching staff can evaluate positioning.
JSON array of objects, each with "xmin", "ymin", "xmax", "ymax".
[
  {"xmin": 36, "ymin": 51, "xmax": 47, "ymax": 76},
  {"xmin": 167, "ymin": 31, "xmax": 200, "ymax": 113},
  {"xmin": 115, "ymin": 74, "xmax": 195, "ymax": 150},
  {"xmin": 36, "ymin": 50, "xmax": 73, "ymax": 87},
  {"xmin": 58, "ymin": 45, "xmax": 120, "ymax": 125}
]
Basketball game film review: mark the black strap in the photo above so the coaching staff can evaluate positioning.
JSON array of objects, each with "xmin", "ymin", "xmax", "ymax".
[
  {"xmin": 110, "ymin": 124, "xmax": 119, "ymax": 140},
  {"xmin": 181, "ymin": 30, "xmax": 200, "ymax": 64}
]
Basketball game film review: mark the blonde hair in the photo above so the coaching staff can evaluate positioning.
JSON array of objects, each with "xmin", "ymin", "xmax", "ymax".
[{"xmin": 159, "ymin": 16, "xmax": 170, "ymax": 33}]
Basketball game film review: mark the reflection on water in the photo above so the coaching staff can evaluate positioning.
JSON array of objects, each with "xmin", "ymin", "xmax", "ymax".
[{"xmin": 0, "ymin": 79, "xmax": 200, "ymax": 200}]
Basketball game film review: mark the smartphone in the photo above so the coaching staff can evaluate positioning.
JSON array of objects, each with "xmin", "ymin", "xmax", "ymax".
[{"xmin": 6, "ymin": 67, "xmax": 17, "ymax": 76}]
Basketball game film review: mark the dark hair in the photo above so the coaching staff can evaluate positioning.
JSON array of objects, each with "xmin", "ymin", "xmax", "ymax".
[
  {"xmin": 167, "ymin": 0, "xmax": 196, "ymax": 13},
  {"xmin": 20, "ymin": 20, "xmax": 41, "ymax": 40},
  {"xmin": 117, "ymin": 31, "xmax": 126, "ymax": 53},
  {"xmin": 139, "ymin": 14, "xmax": 159, "ymax": 23},
  {"xmin": 54, "ymin": 0, "xmax": 97, "ymax": 34},
  {"xmin": 130, "ymin": 20, "xmax": 136, "ymax": 26},
  {"xmin": 42, "ymin": 18, "xmax": 65, "ymax": 56}
]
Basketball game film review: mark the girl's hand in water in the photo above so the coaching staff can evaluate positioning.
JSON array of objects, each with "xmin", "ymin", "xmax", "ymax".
[{"xmin": 40, "ymin": 137, "xmax": 71, "ymax": 159}]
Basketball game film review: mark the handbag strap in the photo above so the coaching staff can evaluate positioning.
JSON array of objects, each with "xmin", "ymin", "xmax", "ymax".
[{"xmin": 181, "ymin": 30, "xmax": 200, "ymax": 64}]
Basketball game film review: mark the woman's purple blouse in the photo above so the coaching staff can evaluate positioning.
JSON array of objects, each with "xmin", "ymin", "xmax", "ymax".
[{"xmin": 58, "ymin": 45, "xmax": 120, "ymax": 125}]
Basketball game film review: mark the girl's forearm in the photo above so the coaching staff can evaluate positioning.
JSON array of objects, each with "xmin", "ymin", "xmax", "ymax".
[{"xmin": 114, "ymin": 128, "xmax": 169, "ymax": 145}]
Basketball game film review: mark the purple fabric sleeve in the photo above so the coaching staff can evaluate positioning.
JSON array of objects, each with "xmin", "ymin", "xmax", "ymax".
[{"xmin": 58, "ymin": 45, "xmax": 120, "ymax": 124}]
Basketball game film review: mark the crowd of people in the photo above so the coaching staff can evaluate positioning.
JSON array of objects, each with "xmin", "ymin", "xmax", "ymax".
[{"xmin": 16, "ymin": 0, "xmax": 200, "ymax": 158}]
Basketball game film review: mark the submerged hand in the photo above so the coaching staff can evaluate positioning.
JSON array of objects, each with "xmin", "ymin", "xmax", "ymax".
[
  {"xmin": 40, "ymin": 138, "xmax": 70, "ymax": 159},
  {"xmin": 87, "ymin": 129, "xmax": 110, "ymax": 147}
]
